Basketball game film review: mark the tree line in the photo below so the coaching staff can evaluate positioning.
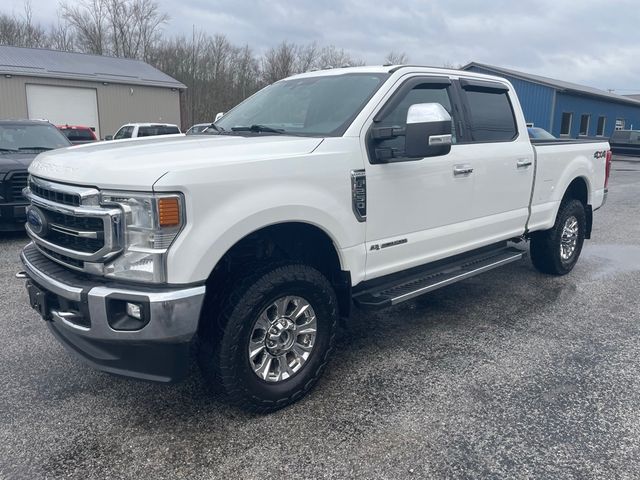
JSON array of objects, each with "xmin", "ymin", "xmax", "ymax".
[{"xmin": 0, "ymin": 0, "xmax": 410, "ymax": 126}]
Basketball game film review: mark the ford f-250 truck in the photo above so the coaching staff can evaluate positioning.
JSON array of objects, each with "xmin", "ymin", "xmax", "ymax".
[{"xmin": 18, "ymin": 65, "xmax": 611, "ymax": 413}]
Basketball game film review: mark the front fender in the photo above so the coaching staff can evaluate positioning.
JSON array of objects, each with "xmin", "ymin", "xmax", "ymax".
[{"xmin": 164, "ymin": 182, "xmax": 365, "ymax": 284}]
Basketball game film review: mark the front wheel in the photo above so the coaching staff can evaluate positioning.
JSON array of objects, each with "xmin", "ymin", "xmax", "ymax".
[
  {"xmin": 530, "ymin": 198, "xmax": 586, "ymax": 275},
  {"xmin": 198, "ymin": 263, "xmax": 338, "ymax": 413}
]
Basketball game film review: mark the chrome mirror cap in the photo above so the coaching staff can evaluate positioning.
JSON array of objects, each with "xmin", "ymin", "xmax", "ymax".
[{"xmin": 406, "ymin": 103, "xmax": 451, "ymax": 124}]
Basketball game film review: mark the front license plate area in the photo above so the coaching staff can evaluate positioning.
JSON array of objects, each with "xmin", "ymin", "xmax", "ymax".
[{"xmin": 27, "ymin": 281, "xmax": 51, "ymax": 321}]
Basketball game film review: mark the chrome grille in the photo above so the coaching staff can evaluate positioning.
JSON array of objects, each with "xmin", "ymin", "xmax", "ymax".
[
  {"xmin": 38, "ymin": 245, "xmax": 85, "ymax": 270},
  {"xmin": 28, "ymin": 177, "xmax": 80, "ymax": 206},
  {"xmin": 25, "ymin": 176, "xmax": 123, "ymax": 271},
  {"xmin": 41, "ymin": 208, "xmax": 104, "ymax": 253}
]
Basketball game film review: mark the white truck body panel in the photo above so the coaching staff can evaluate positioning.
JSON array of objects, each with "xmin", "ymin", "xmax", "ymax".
[
  {"xmin": 157, "ymin": 136, "xmax": 367, "ymax": 284},
  {"xmin": 27, "ymin": 66, "xmax": 608, "ymax": 288},
  {"xmin": 528, "ymin": 142, "xmax": 606, "ymax": 231}
]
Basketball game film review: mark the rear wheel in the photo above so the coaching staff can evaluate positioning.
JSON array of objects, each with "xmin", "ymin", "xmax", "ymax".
[
  {"xmin": 198, "ymin": 263, "xmax": 338, "ymax": 413},
  {"xmin": 530, "ymin": 198, "xmax": 586, "ymax": 275}
]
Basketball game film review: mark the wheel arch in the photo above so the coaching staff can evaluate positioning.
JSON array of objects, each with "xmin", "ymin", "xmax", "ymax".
[
  {"xmin": 201, "ymin": 221, "xmax": 352, "ymax": 326},
  {"xmin": 562, "ymin": 176, "xmax": 592, "ymax": 239},
  {"xmin": 562, "ymin": 176, "xmax": 589, "ymax": 205}
]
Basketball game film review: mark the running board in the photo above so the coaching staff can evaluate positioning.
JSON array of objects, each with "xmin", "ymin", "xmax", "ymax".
[{"xmin": 353, "ymin": 247, "xmax": 524, "ymax": 309}]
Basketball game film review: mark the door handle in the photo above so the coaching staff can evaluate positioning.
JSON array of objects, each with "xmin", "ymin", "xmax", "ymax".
[
  {"xmin": 517, "ymin": 158, "xmax": 533, "ymax": 168},
  {"xmin": 453, "ymin": 165, "xmax": 473, "ymax": 175}
]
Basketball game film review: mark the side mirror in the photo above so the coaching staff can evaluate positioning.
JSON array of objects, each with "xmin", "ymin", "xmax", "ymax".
[
  {"xmin": 405, "ymin": 103, "xmax": 452, "ymax": 158},
  {"xmin": 214, "ymin": 112, "xmax": 225, "ymax": 122},
  {"xmin": 104, "ymin": 135, "xmax": 113, "ymax": 141}
]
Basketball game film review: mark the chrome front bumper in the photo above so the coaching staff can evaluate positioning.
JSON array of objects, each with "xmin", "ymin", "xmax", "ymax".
[{"xmin": 20, "ymin": 242, "xmax": 206, "ymax": 382}]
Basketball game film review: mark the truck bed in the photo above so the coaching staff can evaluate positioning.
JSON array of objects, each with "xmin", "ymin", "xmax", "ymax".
[{"xmin": 527, "ymin": 139, "xmax": 608, "ymax": 232}]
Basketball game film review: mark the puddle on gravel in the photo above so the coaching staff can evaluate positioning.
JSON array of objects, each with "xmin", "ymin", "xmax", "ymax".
[{"xmin": 582, "ymin": 244, "xmax": 640, "ymax": 278}]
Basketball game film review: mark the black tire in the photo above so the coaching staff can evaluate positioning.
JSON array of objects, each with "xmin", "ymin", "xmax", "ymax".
[
  {"xmin": 530, "ymin": 198, "xmax": 586, "ymax": 275},
  {"xmin": 198, "ymin": 263, "xmax": 338, "ymax": 413}
]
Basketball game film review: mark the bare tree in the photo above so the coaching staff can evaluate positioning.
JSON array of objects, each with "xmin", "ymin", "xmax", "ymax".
[
  {"xmin": 385, "ymin": 50, "xmax": 409, "ymax": 65},
  {"xmin": 60, "ymin": 0, "xmax": 108, "ymax": 54},
  {"xmin": 295, "ymin": 41, "xmax": 319, "ymax": 72},
  {"xmin": 442, "ymin": 61, "xmax": 463, "ymax": 69},
  {"xmin": 262, "ymin": 41, "xmax": 298, "ymax": 83},
  {"xmin": 0, "ymin": 2, "xmax": 48, "ymax": 48},
  {"xmin": 60, "ymin": 0, "xmax": 167, "ymax": 58},
  {"xmin": 0, "ymin": 14, "xmax": 23, "ymax": 46},
  {"xmin": 20, "ymin": 2, "xmax": 48, "ymax": 47},
  {"xmin": 317, "ymin": 45, "xmax": 363, "ymax": 69},
  {"xmin": 49, "ymin": 15, "xmax": 75, "ymax": 51},
  {"xmin": 106, "ymin": 0, "xmax": 168, "ymax": 59}
]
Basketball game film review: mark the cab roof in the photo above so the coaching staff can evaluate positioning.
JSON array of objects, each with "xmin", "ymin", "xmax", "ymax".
[{"xmin": 285, "ymin": 65, "xmax": 507, "ymax": 84}]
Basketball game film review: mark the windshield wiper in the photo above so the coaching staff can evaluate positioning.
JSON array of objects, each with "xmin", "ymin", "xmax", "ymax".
[
  {"xmin": 204, "ymin": 123, "xmax": 225, "ymax": 133},
  {"xmin": 0, "ymin": 147, "xmax": 18, "ymax": 152},
  {"xmin": 231, "ymin": 124, "xmax": 285, "ymax": 134},
  {"xmin": 18, "ymin": 146, "xmax": 54, "ymax": 151}
]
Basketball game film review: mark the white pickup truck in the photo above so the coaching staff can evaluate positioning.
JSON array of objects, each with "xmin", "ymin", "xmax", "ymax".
[{"xmin": 19, "ymin": 65, "xmax": 611, "ymax": 412}]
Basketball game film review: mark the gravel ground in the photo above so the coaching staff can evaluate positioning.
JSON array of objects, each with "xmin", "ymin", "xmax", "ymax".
[{"xmin": 1, "ymin": 160, "xmax": 639, "ymax": 479}]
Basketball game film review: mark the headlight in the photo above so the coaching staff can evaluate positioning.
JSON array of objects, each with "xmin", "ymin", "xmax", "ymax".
[{"xmin": 100, "ymin": 191, "xmax": 185, "ymax": 283}]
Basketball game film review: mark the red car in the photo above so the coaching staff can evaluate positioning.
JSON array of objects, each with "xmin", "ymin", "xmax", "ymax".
[{"xmin": 57, "ymin": 125, "xmax": 98, "ymax": 144}]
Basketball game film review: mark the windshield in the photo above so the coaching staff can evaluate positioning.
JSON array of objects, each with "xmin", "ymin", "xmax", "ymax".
[
  {"xmin": 187, "ymin": 124, "xmax": 209, "ymax": 134},
  {"xmin": 0, "ymin": 123, "xmax": 70, "ymax": 151},
  {"xmin": 216, "ymin": 73, "xmax": 389, "ymax": 136}
]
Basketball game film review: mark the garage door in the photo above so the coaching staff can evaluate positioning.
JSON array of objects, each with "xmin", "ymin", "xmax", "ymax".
[{"xmin": 26, "ymin": 84, "xmax": 100, "ymax": 139}]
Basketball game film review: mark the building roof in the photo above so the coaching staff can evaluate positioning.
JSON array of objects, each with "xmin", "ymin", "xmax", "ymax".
[
  {"xmin": 0, "ymin": 45, "xmax": 185, "ymax": 89},
  {"xmin": 462, "ymin": 62, "xmax": 640, "ymax": 108}
]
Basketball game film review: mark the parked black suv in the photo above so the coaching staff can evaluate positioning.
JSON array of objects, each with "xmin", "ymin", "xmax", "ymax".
[{"xmin": 0, "ymin": 120, "xmax": 71, "ymax": 231}]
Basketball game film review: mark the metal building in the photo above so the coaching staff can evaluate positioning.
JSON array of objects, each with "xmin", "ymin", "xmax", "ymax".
[
  {"xmin": 0, "ymin": 46, "xmax": 185, "ymax": 139},
  {"xmin": 462, "ymin": 62, "xmax": 640, "ymax": 138}
]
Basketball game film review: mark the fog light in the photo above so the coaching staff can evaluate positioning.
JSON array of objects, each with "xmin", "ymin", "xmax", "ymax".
[{"xmin": 126, "ymin": 302, "xmax": 142, "ymax": 320}]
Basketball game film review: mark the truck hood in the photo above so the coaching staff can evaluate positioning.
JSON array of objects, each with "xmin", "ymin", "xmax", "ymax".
[
  {"xmin": 0, "ymin": 152, "xmax": 38, "ymax": 175},
  {"xmin": 28, "ymin": 135, "xmax": 324, "ymax": 189}
]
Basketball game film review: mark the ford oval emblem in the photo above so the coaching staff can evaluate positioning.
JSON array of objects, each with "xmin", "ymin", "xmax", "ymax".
[{"xmin": 27, "ymin": 207, "xmax": 47, "ymax": 236}]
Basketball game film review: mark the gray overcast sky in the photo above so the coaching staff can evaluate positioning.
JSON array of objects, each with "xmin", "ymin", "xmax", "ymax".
[{"xmin": 5, "ymin": 0, "xmax": 640, "ymax": 93}]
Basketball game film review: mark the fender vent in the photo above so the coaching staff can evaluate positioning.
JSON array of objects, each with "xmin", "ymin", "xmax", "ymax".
[{"xmin": 350, "ymin": 169, "xmax": 367, "ymax": 222}]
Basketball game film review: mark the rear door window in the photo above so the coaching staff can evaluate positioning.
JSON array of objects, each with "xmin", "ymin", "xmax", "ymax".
[{"xmin": 461, "ymin": 83, "xmax": 518, "ymax": 142}]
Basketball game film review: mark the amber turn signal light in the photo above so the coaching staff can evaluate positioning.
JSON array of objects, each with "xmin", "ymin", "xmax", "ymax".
[{"xmin": 158, "ymin": 197, "xmax": 180, "ymax": 227}]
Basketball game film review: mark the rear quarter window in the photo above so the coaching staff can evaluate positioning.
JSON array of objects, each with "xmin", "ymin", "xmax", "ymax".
[
  {"xmin": 61, "ymin": 129, "xmax": 95, "ymax": 141},
  {"xmin": 463, "ymin": 88, "xmax": 518, "ymax": 142},
  {"xmin": 138, "ymin": 126, "xmax": 180, "ymax": 137}
]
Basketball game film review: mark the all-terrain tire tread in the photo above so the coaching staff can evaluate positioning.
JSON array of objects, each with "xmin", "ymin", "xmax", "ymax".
[
  {"xmin": 198, "ymin": 263, "xmax": 337, "ymax": 413},
  {"xmin": 530, "ymin": 198, "xmax": 586, "ymax": 276}
]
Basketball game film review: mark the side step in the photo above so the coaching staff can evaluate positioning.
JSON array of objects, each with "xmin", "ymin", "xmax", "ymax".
[{"xmin": 353, "ymin": 247, "xmax": 524, "ymax": 309}]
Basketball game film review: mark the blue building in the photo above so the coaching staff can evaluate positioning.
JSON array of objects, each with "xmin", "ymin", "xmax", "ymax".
[{"xmin": 462, "ymin": 62, "xmax": 640, "ymax": 138}]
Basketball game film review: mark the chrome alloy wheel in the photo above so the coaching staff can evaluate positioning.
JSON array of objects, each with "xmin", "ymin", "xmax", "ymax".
[
  {"xmin": 560, "ymin": 215, "xmax": 579, "ymax": 261},
  {"xmin": 248, "ymin": 296, "xmax": 317, "ymax": 383}
]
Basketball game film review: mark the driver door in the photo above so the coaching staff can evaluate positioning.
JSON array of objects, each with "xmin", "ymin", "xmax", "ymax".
[{"xmin": 363, "ymin": 77, "xmax": 475, "ymax": 280}]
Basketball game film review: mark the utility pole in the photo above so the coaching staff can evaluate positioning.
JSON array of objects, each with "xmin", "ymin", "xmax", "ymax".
[{"xmin": 191, "ymin": 24, "xmax": 196, "ymax": 127}]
